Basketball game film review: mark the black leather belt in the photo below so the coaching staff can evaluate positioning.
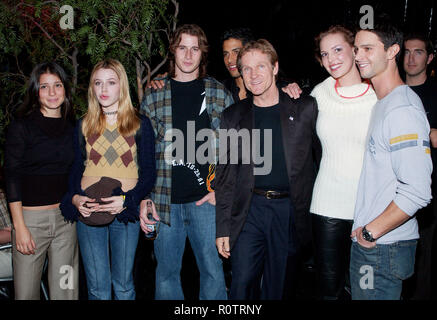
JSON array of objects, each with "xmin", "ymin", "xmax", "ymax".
[{"xmin": 253, "ymin": 188, "xmax": 290, "ymax": 199}]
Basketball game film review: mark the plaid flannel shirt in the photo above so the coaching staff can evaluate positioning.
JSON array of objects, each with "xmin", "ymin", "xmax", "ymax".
[
  {"xmin": 0, "ymin": 189, "xmax": 12, "ymax": 252},
  {"xmin": 0, "ymin": 190, "xmax": 11, "ymax": 229},
  {"xmin": 139, "ymin": 76, "xmax": 234, "ymax": 225}
]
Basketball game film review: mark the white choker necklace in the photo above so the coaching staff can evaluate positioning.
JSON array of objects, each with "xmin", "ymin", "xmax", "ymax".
[{"xmin": 103, "ymin": 110, "xmax": 118, "ymax": 115}]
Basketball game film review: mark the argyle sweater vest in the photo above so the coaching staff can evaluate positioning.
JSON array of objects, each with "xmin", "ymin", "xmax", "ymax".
[{"xmin": 83, "ymin": 122, "xmax": 139, "ymax": 179}]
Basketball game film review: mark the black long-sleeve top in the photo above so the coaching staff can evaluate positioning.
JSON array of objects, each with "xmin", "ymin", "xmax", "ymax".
[{"xmin": 4, "ymin": 110, "xmax": 74, "ymax": 206}]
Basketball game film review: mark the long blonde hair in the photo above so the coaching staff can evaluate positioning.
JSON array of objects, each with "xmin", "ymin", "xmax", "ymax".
[{"xmin": 82, "ymin": 59, "xmax": 140, "ymax": 137}]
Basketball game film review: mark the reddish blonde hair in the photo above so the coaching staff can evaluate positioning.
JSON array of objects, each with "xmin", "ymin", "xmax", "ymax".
[{"xmin": 314, "ymin": 25, "xmax": 355, "ymax": 63}]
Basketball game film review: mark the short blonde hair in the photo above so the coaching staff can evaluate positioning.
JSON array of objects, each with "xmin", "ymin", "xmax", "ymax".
[{"xmin": 237, "ymin": 39, "xmax": 278, "ymax": 75}]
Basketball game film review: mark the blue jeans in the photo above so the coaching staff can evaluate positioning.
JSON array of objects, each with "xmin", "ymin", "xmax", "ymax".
[
  {"xmin": 350, "ymin": 240, "xmax": 417, "ymax": 300},
  {"xmin": 76, "ymin": 219, "xmax": 140, "ymax": 300},
  {"xmin": 154, "ymin": 201, "xmax": 227, "ymax": 300}
]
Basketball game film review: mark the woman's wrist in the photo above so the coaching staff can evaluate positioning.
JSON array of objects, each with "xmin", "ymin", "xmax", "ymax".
[
  {"xmin": 72, "ymin": 194, "xmax": 81, "ymax": 207},
  {"xmin": 13, "ymin": 222, "xmax": 27, "ymax": 231}
]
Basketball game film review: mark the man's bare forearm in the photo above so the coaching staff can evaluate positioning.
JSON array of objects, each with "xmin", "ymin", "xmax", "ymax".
[{"xmin": 365, "ymin": 201, "xmax": 411, "ymax": 240}]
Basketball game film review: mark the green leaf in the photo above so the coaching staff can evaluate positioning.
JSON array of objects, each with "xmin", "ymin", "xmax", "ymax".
[{"xmin": 0, "ymin": 0, "xmax": 179, "ymax": 159}]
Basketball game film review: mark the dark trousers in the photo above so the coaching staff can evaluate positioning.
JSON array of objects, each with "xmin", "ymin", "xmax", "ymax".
[
  {"xmin": 403, "ymin": 199, "xmax": 437, "ymax": 299},
  {"xmin": 230, "ymin": 194, "xmax": 297, "ymax": 300},
  {"xmin": 312, "ymin": 213, "xmax": 353, "ymax": 300}
]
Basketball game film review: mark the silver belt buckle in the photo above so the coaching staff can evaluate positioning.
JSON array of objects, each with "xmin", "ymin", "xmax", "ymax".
[{"xmin": 266, "ymin": 190, "xmax": 275, "ymax": 200}]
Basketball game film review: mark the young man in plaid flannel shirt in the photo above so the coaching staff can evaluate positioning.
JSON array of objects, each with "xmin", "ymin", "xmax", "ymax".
[{"xmin": 139, "ymin": 24, "xmax": 234, "ymax": 300}]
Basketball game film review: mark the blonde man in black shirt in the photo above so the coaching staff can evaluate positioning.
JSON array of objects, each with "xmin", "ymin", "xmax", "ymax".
[{"xmin": 215, "ymin": 39, "xmax": 320, "ymax": 299}]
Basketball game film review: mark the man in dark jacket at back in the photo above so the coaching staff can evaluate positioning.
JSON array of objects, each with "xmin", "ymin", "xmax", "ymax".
[{"xmin": 215, "ymin": 39, "xmax": 321, "ymax": 300}]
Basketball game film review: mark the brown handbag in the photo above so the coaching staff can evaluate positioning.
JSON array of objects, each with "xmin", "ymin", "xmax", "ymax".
[{"xmin": 78, "ymin": 176, "xmax": 122, "ymax": 226}]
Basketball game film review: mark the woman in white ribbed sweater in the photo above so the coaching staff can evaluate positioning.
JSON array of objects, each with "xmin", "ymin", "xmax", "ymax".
[{"xmin": 310, "ymin": 26, "xmax": 377, "ymax": 300}]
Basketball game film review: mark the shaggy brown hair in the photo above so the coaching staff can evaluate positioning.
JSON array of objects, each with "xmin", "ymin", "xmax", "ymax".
[{"xmin": 168, "ymin": 24, "xmax": 209, "ymax": 79}]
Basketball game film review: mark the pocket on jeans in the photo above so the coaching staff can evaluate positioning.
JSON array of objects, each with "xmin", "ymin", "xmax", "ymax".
[
  {"xmin": 390, "ymin": 240, "xmax": 417, "ymax": 280},
  {"xmin": 356, "ymin": 240, "xmax": 378, "ymax": 253},
  {"xmin": 351, "ymin": 241, "xmax": 378, "ymax": 267}
]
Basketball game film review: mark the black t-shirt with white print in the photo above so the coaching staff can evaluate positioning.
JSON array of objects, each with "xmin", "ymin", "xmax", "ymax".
[{"xmin": 170, "ymin": 78, "xmax": 212, "ymax": 204}]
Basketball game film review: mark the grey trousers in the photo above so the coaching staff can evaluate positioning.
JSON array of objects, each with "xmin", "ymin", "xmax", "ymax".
[{"xmin": 12, "ymin": 207, "xmax": 79, "ymax": 300}]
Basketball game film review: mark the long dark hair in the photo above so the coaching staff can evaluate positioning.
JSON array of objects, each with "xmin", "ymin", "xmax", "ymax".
[{"xmin": 16, "ymin": 62, "xmax": 75, "ymax": 122}]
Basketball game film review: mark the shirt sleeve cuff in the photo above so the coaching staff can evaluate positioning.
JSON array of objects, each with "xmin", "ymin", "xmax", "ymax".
[{"xmin": 393, "ymin": 194, "xmax": 421, "ymax": 217}]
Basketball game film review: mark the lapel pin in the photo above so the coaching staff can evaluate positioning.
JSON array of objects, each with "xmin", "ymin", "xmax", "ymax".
[{"xmin": 289, "ymin": 116, "xmax": 294, "ymax": 121}]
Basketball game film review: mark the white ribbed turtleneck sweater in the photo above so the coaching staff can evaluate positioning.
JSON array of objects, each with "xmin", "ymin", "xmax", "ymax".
[{"xmin": 310, "ymin": 76, "xmax": 377, "ymax": 220}]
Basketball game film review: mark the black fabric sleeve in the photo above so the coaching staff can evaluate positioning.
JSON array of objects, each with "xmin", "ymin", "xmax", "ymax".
[
  {"xmin": 215, "ymin": 111, "xmax": 238, "ymax": 238},
  {"xmin": 60, "ymin": 121, "xmax": 85, "ymax": 222},
  {"xmin": 311, "ymin": 98, "xmax": 322, "ymax": 171}
]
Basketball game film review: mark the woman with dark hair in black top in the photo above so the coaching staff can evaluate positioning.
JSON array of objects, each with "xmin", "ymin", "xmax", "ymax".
[{"xmin": 4, "ymin": 62, "xmax": 78, "ymax": 300}]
